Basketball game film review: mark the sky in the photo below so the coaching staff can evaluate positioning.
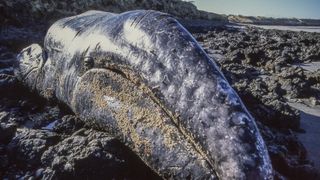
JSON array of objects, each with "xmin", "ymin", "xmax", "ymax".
[{"xmin": 191, "ymin": 0, "xmax": 320, "ymax": 19}]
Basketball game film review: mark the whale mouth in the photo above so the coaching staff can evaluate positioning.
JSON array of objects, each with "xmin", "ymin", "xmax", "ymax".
[
  {"xmin": 102, "ymin": 65, "xmax": 218, "ymax": 176},
  {"xmin": 21, "ymin": 65, "xmax": 39, "ymax": 81}
]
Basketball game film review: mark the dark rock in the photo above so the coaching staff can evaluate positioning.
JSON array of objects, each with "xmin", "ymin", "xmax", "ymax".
[
  {"xmin": 310, "ymin": 97, "xmax": 319, "ymax": 106},
  {"xmin": 244, "ymin": 48, "xmax": 266, "ymax": 66},
  {"xmin": 0, "ymin": 123, "xmax": 17, "ymax": 144},
  {"xmin": 0, "ymin": 111, "xmax": 9, "ymax": 123},
  {"xmin": 41, "ymin": 129, "xmax": 159, "ymax": 179},
  {"xmin": 0, "ymin": 74, "xmax": 17, "ymax": 90},
  {"xmin": 25, "ymin": 106, "xmax": 61, "ymax": 129},
  {"xmin": 7, "ymin": 129, "xmax": 60, "ymax": 166},
  {"xmin": 0, "ymin": 145, "xmax": 9, "ymax": 170},
  {"xmin": 53, "ymin": 115, "xmax": 84, "ymax": 134},
  {"xmin": 228, "ymin": 49, "xmax": 245, "ymax": 62},
  {"xmin": 306, "ymin": 69, "xmax": 320, "ymax": 85}
]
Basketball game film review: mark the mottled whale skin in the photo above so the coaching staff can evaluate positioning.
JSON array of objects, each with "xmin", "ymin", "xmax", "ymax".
[{"xmin": 14, "ymin": 10, "xmax": 273, "ymax": 179}]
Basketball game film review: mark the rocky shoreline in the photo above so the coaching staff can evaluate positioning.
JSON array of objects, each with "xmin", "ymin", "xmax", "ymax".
[{"xmin": 194, "ymin": 27, "xmax": 320, "ymax": 130}]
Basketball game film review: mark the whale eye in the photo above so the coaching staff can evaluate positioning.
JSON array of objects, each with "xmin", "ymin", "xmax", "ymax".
[{"xmin": 83, "ymin": 57, "xmax": 94, "ymax": 71}]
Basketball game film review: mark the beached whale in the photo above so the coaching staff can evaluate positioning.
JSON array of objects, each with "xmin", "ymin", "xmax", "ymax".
[{"xmin": 14, "ymin": 10, "xmax": 273, "ymax": 179}]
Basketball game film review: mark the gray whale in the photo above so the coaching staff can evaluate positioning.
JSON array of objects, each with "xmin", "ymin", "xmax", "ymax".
[{"xmin": 14, "ymin": 10, "xmax": 273, "ymax": 179}]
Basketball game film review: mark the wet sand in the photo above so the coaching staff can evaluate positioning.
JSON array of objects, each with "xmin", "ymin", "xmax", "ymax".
[
  {"xmin": 290, "ymin": 102, "xmax": 320, "ymax": 171},
  {"xmin": 290, "ymin": 58, "xmax": 320, "ymax": 171}
]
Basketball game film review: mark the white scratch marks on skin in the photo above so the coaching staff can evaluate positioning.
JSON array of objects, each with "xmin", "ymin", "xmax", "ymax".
[{"xmin": 123, "ymin": 21, "xmax": 152, "ymax": 50}]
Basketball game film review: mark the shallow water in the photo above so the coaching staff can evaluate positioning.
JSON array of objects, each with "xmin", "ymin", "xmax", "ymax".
[{"xmin": 247, "ymin": 25, "xmax": 320, "ymax": 33}]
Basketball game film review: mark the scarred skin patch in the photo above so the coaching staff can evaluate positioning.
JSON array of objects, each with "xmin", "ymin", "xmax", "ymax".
[
  {"xmin": 15, "ymin": 10, "xmax": 273, "ymax": 179},
  {"xmin": 71, "ymin": 68, "xmax": 214, "ymax": 178}
]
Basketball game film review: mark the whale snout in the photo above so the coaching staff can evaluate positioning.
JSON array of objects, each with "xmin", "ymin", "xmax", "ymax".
[{"xmin": 15, "ymin": 44, "xmax": 45, "ymax": 81}]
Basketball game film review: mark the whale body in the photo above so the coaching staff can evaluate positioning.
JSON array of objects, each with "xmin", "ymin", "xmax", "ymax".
[{"xmin": 14, "ymin": 10, "xmax": 273, "ymax": 179}]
